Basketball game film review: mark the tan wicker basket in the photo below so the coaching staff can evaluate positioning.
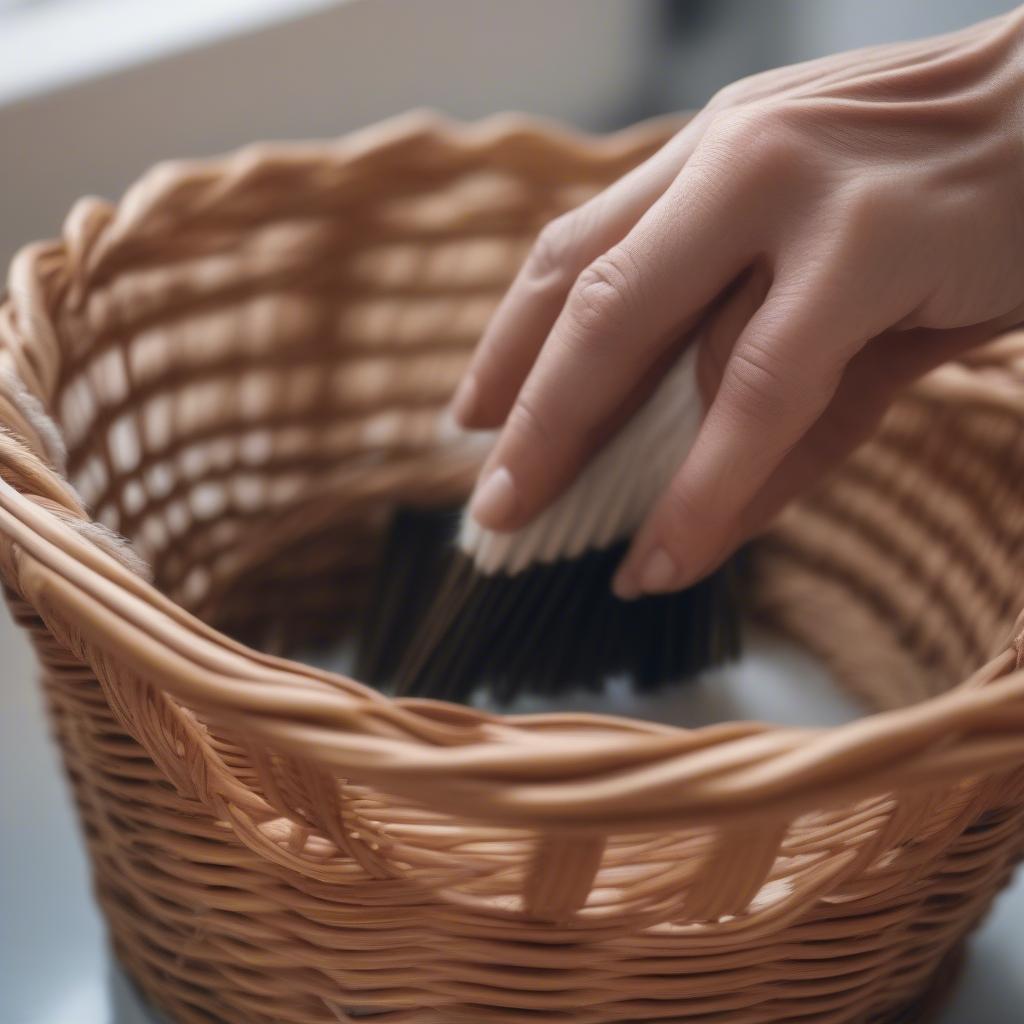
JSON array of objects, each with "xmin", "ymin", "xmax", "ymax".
[{"xmin": 2, "ymin": 111, "xmax": 1024, "ymax": 1024}]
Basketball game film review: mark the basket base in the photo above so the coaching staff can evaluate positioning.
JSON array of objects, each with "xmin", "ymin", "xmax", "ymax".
[
  {"xmin": 114, "ymin": 944, "xmax": 966, "ymax": 1024},
  {"xmin": 876, "ymin": 944, "xmax": 965, "ymax": 1024}
]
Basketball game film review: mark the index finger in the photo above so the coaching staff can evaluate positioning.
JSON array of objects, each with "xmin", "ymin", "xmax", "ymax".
[
  {"xmin": 469, "ymin": 153, "xmax": 765, "ymax": 533},
  {"xmin": 454, "ymin": 115, "xmax": 708, "ymax": 430}
]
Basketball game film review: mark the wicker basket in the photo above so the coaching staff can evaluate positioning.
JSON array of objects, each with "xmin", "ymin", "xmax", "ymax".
[{"xmin": 2, "ymin": 112, "xmax": 1024, "ymax": 1024}]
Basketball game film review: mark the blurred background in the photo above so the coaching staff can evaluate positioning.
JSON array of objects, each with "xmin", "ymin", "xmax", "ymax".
[
  {"xmin": 1, "ymin": 2, "xmax": 1022, "ymax": 1022},
  {"xmin": 2, "ymin": 0, "xmax": 1021, "ymax": 270}
]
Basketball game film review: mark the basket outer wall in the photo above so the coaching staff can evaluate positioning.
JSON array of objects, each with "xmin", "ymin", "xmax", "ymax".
[{"xmin": 0, "ymin": 113, "xmax": 1023, "ymax": 1023}]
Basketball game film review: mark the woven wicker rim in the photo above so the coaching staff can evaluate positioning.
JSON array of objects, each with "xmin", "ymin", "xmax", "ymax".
[{"xmin": 1, "ymin": 112, "xmax": 1024, "ymax": 839}]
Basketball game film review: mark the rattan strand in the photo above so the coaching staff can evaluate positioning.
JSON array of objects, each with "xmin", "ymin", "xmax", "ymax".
[{"xmin": 1, "ymin": 112, "xmax": 1023, "ymax": 1023}]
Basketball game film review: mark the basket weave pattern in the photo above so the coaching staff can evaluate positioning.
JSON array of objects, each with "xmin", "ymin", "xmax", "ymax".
[{"xmin": 1, "ymin": 113, "xmax": 1024, "ymax": 1023}]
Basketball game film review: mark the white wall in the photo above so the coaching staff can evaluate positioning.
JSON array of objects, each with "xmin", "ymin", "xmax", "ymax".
[
  {"xmin": 0, "ymin": 0, "xmax": 657, "ymax": 268},
  {"xmin": 4, "ymin": 0, "xmax": 1019, "ymax": 269}
]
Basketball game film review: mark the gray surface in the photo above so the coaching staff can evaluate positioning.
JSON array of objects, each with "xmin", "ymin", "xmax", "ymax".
[{"xmin": 3, "ymin": 609, "xmax": 1021, "ymax": 1024}]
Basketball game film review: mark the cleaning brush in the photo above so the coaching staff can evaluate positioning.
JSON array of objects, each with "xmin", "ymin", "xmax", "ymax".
[{"xmin": 357, "ymin": 343, "xmax": 743, "ymax": 704}]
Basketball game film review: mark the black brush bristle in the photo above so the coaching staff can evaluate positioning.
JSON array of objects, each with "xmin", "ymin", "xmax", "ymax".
[
  {"xmin": 357, "ymin": 505, "xmax": 744, "ymax": 705},
  {"xmin": 354, "ymin": 505, "xmax": 456, "ymax": 685}
]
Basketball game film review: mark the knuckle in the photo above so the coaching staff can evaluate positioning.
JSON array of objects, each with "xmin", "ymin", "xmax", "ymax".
[
  {"xmin": 725, "ymin": 341, "xmax": 790, "ymax": 423},
  {"xmin": 525, "ymin": 214, "xmax": 579, "ymax": 292},
  {"xmin": 708, "ymin": 72, "xmax": 762, "ymax": 111},
  {"xmin": 835, "ymin": 181, "xmax": 902, "ymax": 247},
  {"xmin": 707, "ymin": 104, "xmax": 802, "ymax": 178},
  {"xmin": 708, "ymin": 80, "xmax": 743, "ymax": 110},
  {"xmin": 507, "ymin": 391, "xmax": 555, "ymax": 449},
  {"xmin": 804, "ymin": 189, "xmax": 896, "ymax": 283},
  {"xmin": 570, "ymin": 251, "xmax": 638, "ymax": 332}
]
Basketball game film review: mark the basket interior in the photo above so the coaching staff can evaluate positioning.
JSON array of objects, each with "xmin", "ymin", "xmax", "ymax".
[
  {"xmin": 44, "ymin": 148, "xmax": 1024, "ymax": 719},
  {"xmin": 10, "ymin": 135, "xmax": 1024, "ymax": 1024}
]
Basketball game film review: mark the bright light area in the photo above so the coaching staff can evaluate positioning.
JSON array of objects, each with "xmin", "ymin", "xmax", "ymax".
[{"xmin": 0, "ymin": 0, "xmax": 347, "ymax": 104}]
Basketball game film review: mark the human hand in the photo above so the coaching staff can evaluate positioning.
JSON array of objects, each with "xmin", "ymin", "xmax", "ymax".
[{"xmin": 453, "ymin": 9, "xmax": 1024, "ymax": 598}]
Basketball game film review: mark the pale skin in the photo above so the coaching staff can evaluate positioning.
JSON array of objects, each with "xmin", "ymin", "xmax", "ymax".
[{"xmin": 452, "ymin": 9, "xmax": 1024, "ymax": 599}]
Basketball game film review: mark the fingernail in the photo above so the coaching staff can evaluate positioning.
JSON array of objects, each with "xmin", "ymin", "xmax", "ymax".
[
  {"xmin": 451, "ymin": 373, "xmax": 478, "ymax": 425},
  {"xmin": 470, "ymin": 465, "xmax": 517, "ymax": 529},
  {"xmin": 638, "ymin": 547, "xmax": 678, "ymax": 595}
]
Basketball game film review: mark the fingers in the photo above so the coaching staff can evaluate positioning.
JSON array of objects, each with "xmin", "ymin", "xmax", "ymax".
[
  {"xmin": 707, "ymin": 342, "xmax": 903, "ymax": 558},
  {"xmin": 614, "ymin": 310, "xmax": 1023, "ymax": 598},
  {"xmin": 695, "ymin": 262, "xmax": 773, "ymax": 405},
  {"xmin": 733, "ymin": 313, "xmax": 1024, "ymax": 545},
  {"xmin": 453, "ymin": 117, "xmax": 708, "ymax": 430},
  {"xmin": 613, "ymin": 287, "xmax": 855, "ymax": 597},
  {"xmin": 704, "ymin": 320, "xmax": 1011, "ymax": 552},
  {"xmin": 468, "ymin": 157, "xmax": 765, "ymax": 533}
]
